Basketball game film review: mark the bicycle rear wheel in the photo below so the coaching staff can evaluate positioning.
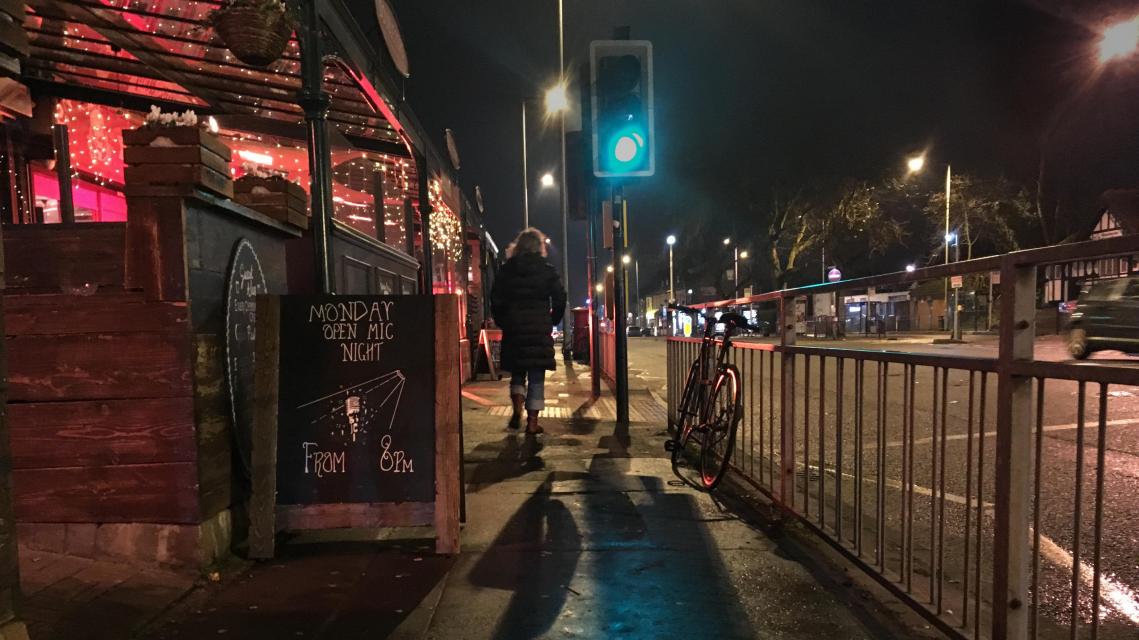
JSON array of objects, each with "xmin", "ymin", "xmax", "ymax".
[{"xmin": 698, "ymin": 364, "xmax": 742, "ymax": 490}]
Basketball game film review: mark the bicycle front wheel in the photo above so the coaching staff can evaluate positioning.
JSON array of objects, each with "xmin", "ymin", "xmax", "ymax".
[{"xmin": 699, "ymin": 364, "xmax": 742, "ymax": 490}]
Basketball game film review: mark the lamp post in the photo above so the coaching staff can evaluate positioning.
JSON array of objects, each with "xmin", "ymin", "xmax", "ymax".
[
  {"xmin": 553, "ymin": 0, "xmax": 572, "ymax": 361},
  {"xmin": 666, "ymin": 234, "xmax": 676, "ymax": 336},
  {"xmin": 948, "ymin": 232, "xmax": 962, "ymax": 341},
  {"xmin": 907, "ymin": 154, "xmax": 954, "ymax": 335},
  {"xmin": 520, "ymin": 100, "xmax": 529, "ymax": 228}
]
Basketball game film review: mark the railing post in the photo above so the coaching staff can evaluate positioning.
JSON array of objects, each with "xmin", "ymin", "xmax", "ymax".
[
  {"xmin": 780, "ymin": 294, "xmax": 797, "ymax": 507},
  {"xmin": 992, "ymin": 257, "xmax": 1035, "ymax": 640}
]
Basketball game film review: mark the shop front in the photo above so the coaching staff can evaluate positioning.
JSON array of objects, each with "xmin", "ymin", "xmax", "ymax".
[{"xmin": 2, "ymin": 0, "xmax": 485, "ymax": 571}]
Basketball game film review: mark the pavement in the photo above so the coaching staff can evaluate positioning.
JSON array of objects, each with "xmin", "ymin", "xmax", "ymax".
[
  {"xmin": 129, "ymin": 356, "xmax": 937, "ymax": 639},
  {"xmin": 17, "ymin": 550, "xmax": 197, "ymax": 640}
]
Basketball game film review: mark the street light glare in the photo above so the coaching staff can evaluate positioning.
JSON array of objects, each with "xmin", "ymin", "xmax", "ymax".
[
  {"xmin": 666, "ymin": 235, "xmax": 676, "ymax": 246},
  {"xmin": 1099, "ymin": 16, "xmax": 1139, "ymax": 64},
  {"xmin": 606, "ymin": 265, "xmax": 614, "ymax": 273},
  {"xmin": 945, "ymin": 232, "xmax": 957, "ymax": 243},
  {"xmin": 723, "ymin": 237, "xmax": 731, "ymax": 245},
  {"xmin": 595, "ymin": 283, "xmax": 604, "ymax": 293},
  {"xmin": 906, "ymin": 154, "xmax": 926, "ymax": 173},
  {"xmin": 906, "ymin": 264, "xmax": 917, "ymax": 273},
  {"xmin": 622, "ymin": 255, "xmax": 631, "ymax": 264},
  {"xmin": 545, "ymin": 82, "xmax": 569, "ymax": 114},
  {"xmin": 540, "ymin": 172, "xmax": 555, "ymax": 188},
  {"xmin": 740, "ymin": 250, "xmax": 749, "ymax": 259}
]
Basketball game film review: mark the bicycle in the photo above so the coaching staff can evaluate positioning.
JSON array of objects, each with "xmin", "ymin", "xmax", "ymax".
[{"xmin": 664, "ymin": 303, "xmax": 756, "ymax": 490}]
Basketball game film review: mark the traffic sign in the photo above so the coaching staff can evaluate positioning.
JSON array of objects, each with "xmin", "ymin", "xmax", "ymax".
[
  {"xmin": 951, "ymin": 275, "xmax": 963, "ymax": 289},
  {"xmin": 827, "ymin": 268, "xmax": 842, "ymax": 282}
]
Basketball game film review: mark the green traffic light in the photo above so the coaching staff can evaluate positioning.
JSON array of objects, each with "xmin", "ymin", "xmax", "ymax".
[{"xmin": 607, "ymin": 124, "xmax": 646, "ymax": 170}]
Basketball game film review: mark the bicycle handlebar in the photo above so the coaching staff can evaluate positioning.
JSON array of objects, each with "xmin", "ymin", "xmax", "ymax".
[{"xmin": 666, "ymin": 304, "xmax": 764, "ymax": 334}]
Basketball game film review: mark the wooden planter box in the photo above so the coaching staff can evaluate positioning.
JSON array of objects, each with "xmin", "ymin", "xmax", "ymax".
[
  {"xmin": 234, "ymin": 175, "xmax": 309, "ymax": 230},
  {"xmin": 0, "ymin": 0, "xmax": 29, "ymax": 61},
  {"xmin": 123, "ymin": 126, "xmax": 233, "ymax": 198}
]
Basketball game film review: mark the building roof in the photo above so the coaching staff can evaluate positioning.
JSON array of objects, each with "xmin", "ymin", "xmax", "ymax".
[{"xmin": 1100, "ymin": 189, "xmax": 1139, "ymax": 235}]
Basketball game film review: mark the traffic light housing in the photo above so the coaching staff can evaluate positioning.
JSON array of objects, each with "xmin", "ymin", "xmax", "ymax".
[{"xmin": 590, "ymin": 40, "xmax": 654, "ymax": 178}]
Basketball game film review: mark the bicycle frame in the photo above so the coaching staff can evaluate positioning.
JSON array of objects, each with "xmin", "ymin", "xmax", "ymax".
[{"xmin": 683, "ymin": 309, "xmax": 740, "ymax": 420}]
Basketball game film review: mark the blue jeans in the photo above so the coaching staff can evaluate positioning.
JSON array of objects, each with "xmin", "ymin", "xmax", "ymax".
[{"xmin": 510, "ymin": 368, "xmax": 546, "ymax": 411}]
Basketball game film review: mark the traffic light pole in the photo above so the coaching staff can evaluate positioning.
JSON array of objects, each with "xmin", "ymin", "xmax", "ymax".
[{"xmin": 612, "ymin": 184, "xmax": 630, "ymax": 425}]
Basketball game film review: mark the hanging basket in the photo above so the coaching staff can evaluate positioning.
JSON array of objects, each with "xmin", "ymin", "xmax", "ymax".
[{"xmin": 212, "ymin": 6, "xmax": 294, "ymax": 67}]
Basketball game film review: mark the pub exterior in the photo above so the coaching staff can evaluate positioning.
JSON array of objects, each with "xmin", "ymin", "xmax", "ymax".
[{"xmin": 0, "ymin": 0, "xmax": 490, "ymax": 608}]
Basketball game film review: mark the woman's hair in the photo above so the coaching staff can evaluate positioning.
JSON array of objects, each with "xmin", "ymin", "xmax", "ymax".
[{"xmin": 508, "ymin": 227, "xmax": 548, "ymax": 258}]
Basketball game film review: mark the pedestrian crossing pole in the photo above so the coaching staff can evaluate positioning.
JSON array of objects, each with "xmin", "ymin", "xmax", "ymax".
[{"xmin": 612, "ymin": 185, "xmax": 630, "ymax": 425}]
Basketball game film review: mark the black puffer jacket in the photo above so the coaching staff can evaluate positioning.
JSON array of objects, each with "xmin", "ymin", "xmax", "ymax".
[{"xmin": 491, "ymin": 252, "xmax": 567, "ymax": 372}]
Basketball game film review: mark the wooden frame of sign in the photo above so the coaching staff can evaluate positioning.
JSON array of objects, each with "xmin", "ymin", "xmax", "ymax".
[{"xmin": 249, "ymin": 295, "xmax": 460, "ymax": 558}]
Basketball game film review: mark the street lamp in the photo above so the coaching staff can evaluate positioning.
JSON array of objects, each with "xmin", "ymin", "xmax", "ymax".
[
  {"xmin": 906, "ymin": 153, "xmax": 955, "ymax": 337},
  {"xmin": 540, "ymin": 172, "xmax": 555, "ymax": 189},
  {"xmin": 666, "ymin": 234, "xmax": 677, "ymax": 337},
  {"xmin": 905, "ymin": 264, "xmax": 916, "ymax": 273},
  {"xmin": 545, "ymin": 82, "xmax": 569, "ymax": 114},
  {"xmin": 1099, "ymin": 15, "xmax": 1139, "ymax": 64},
  {"xmin": 666, "ymin": 235, "xmax": 676, "ymax": 302},
  {"xmin": 724, "ymin": 237, "xmax": 745, "ymax": 297},
  {"xmin": 947, "ymin": 232, "xmax": 962, "ymax": 340}
]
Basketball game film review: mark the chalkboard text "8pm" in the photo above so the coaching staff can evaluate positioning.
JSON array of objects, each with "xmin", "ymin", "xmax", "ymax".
[{"xmin": 302, "ymin": 442, "xmax": 346, "ymax": 477}]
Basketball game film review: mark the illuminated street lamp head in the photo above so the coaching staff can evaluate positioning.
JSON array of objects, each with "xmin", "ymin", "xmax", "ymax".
[
  {"xmin": 540, "ymin": 172, "xmax": 555, "ymax": 188},
  {"xmin": 606, "ymin": 265, "xmax": 614, "ymax": 273},
  {"xmin": 906, "ymin": 264, "xmax": 917, "ymax": 273},
  {"xmin": 722, "ymin": 237, "xmax": 731, "ymax": 246},
  {"xmin": 906, "ymin": 154, "xmax": 926, "ymax": 174},
  {"xmin": 666, "ymin": 235, "xmax": 676, "ymax": 246},
  {"xmin": 1099, "ymin": 15, "xmax": 1139, "ymax": 64},
  {"xmin": 687, "ymin": 289, "xmax": 693, "ymax": 295},
  {"xmin": 945, "ymin": 232, "xmax": 957, "ymax": 243},
  {"xmin": 545, "ymin": 82, "xmax": 569, "ymax": 114},
  {"xmin": 595, "ymin": 283, "xmax": 604, "ymax": 293},
  {"xmin": 739, "ymin": 250, "xmax": 749, "ymax": 259},
  {"xmin": 622, "ymin": 255, "xmax": 631, "ymax": 265}
]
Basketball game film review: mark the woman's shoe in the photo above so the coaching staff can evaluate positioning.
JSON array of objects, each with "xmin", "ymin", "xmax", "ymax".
[
  {"xmin": 525, "ymin": 410, "xmax": 543, "ymax": 434},
  {"xmin": 508, "ymin": 394, "xmax": 524, "ymax": 430}
]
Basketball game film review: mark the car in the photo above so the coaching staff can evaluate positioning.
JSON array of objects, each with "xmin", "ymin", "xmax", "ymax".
[
  {"xmin": 1067, "ymin": 276, "xmax": 1139, "ymax": 359},
  {"xmin": 627, "ymin": 325, "xmax": 644, "ymax": 337}
]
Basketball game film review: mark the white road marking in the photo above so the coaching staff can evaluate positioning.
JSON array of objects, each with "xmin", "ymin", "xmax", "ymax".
[
  {"xmin": 787, "ymin": 458, "xmax": 1139, "ymax": 624},
  {"xmin": 1034, "ymin": 528, "xmax": 1139, "ymax": 625},
  {"xmin": 880, "ymin": 418, "xmax": 1139, "ymax": 449}
]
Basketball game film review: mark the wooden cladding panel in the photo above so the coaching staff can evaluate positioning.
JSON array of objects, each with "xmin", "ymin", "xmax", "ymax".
[
  {"xmin": 7, "ymin": 331, "xmax": 193, "ymax": 401},
  {"xmin": 8, "ymin": 398, "xmax": 197, "ymax": 470},
  {"xmin": 5, "ymin": 294, "xmax": 187, "ymax": 336},
  {"xmin": 12, "ymin": 462, "xmax": 201, "ymax": 524},
  {"xmin": 2, "ymin": 223, "xmax": 125, "ymax": 293}
]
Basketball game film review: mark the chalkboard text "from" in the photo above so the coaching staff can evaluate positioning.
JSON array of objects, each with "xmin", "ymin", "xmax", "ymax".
[{"xmin": 303, "ymin": 442, "xmax": 346, "ymax": 477}]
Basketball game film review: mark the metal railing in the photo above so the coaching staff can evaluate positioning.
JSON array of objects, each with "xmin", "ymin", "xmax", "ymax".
[{"xmin": 666, "ymin": 235, "xmax": 1139, "ymax": 640}]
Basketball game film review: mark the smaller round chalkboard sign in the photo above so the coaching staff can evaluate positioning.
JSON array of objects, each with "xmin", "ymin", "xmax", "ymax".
[{"xmin": 225, "ymin": 239, "xmax": 268, "ymax": 481}]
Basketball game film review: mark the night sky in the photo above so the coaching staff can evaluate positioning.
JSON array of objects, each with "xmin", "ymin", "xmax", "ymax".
[{"xmin": 387, "ymin": 0, "xmax": 1139, "ymax": 303}]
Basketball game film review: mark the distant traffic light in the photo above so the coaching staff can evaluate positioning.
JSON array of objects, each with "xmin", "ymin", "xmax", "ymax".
[{"xmin": 589, "ymin": 40, "xmax": 654, "ymax": 178}]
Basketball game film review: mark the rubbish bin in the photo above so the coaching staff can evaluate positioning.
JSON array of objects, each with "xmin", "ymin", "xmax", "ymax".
[{"xmin": 571, "ymin": 307, "xmax": 591, "ymax": 363}]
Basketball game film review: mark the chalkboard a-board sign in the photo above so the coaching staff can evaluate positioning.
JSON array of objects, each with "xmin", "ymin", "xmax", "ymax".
[{"xmin": 251, "ymin": 295, "xmax": 461, "ymax": 557}]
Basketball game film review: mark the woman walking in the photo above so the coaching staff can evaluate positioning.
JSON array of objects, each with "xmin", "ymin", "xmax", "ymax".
[{"xmin": 491, "ymin": 228, "xmax": 567, "ymax": 434}]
